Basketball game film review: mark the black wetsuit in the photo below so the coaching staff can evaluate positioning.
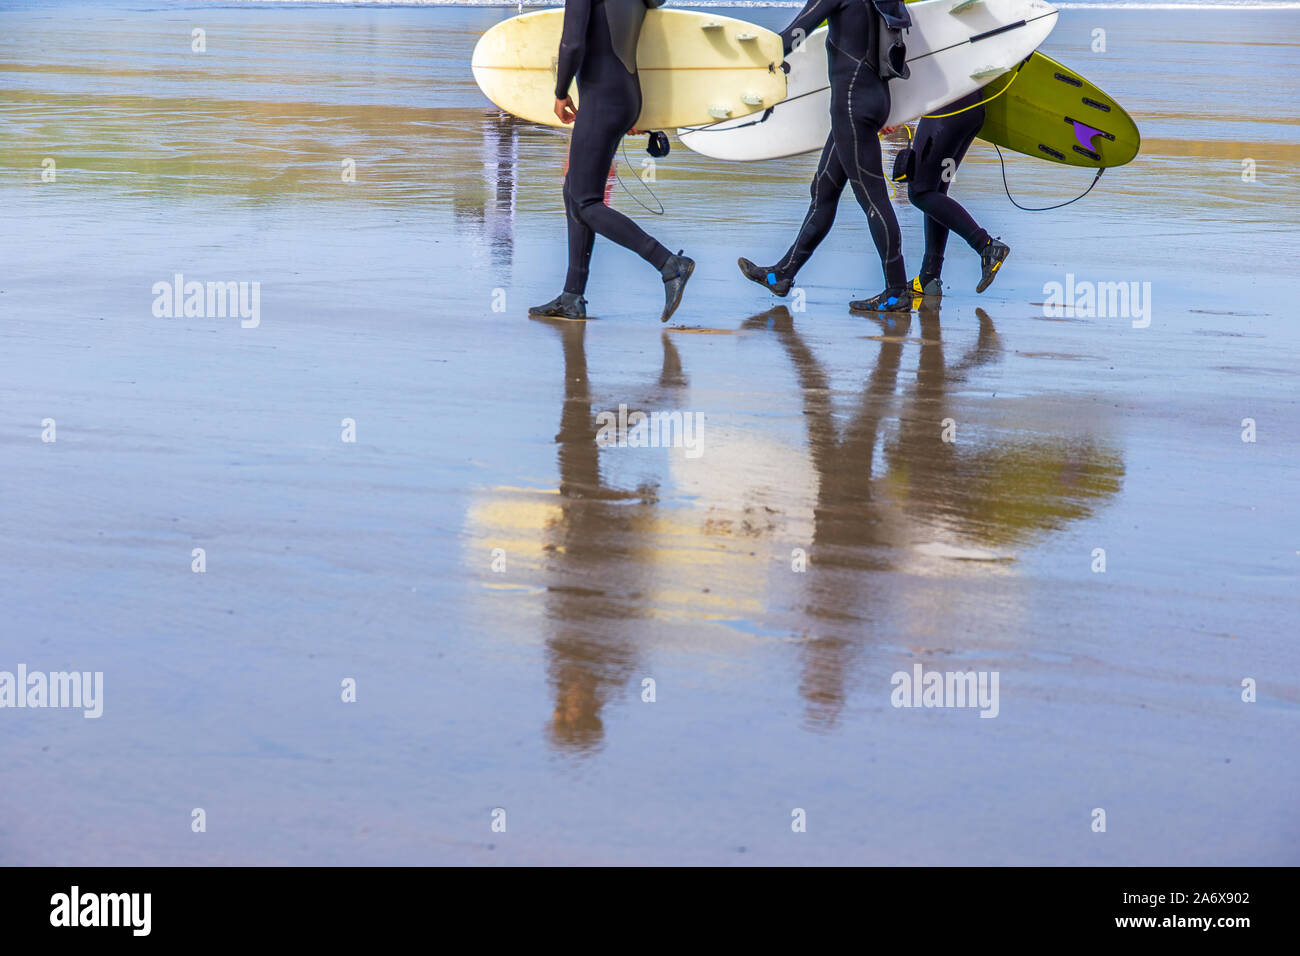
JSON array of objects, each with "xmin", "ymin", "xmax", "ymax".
[
  {"xmin": 773, "ymin": 90, "xmax": 991, "ymax": 283},
  {"xmin": 779, "ymin": 0, "xmax": 906, "ymax": 290},
  {"xmin": 556, "ymin": 0, "xmax": 671, "ymax": 296},
  {"xmin": 908, "ymin": 90, "xmax": 991, "ymax": 280},
  {"xmin": 771, "ymin": 134, "xmax": 847, "ymax": 280}
]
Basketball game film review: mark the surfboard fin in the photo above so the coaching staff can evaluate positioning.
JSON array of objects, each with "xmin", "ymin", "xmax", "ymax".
[
  {"xmin": 737, "ymin": 33, "xmax": 757, "ymax": 41},
  {"xmin": 970, "ymin": 65, "xmax": 1010, "ymax": 80},
  {"xmin": 741, "ymin": 93, "xmax": 763, "ymax": 106},
  {"xmin": 950, "ymin": 0, "xmax": 986, "ymax": 12},
  {"xmin": 1068, "ymin": 118, "xmax": 1107, "ymax": 152},
  {"xmin": 708, "ymin": 106, "xmax": 733, "ymax": 119},
  {"xmin": 702, "ymin": 22, "xmax": 723, "ymax": 31}
]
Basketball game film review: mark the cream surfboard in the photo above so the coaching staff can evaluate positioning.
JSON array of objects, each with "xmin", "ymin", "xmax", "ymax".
[
  {"xmin": 471, "ymin": 9, "xmax": 787, "ymax": 131},
  {"xmin": 678, "ymin": 0, "xmax": 1058, "ymax": 161}
]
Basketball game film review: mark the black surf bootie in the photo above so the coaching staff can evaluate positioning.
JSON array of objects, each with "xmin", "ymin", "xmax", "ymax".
[
  {"xmin": 976, "ymin": 239, "xmax": 1010, "ymax": 294},
  {"xmin": 529, "ymin": 292, "xmax": 587, "ymax": 320},
  {"xmin": 849, "ymin": 288, "xmax": 913, "ymax": 314},
  {"xmin": 660, "ymin": 251, "xmax": 695, "ymax": 323},
  {"xmin": 737, "ymin": 257, "xmax": 794, "ymax": 297}
]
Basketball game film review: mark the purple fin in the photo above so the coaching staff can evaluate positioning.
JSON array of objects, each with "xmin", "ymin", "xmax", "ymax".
[{"xmin": 1072, "ymin": 120, "xmax": 1104, "ymax": 153}]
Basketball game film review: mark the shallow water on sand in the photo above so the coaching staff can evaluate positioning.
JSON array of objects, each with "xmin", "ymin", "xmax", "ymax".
[{"xmin": 2, "ymin": 1, "xmax": 1298, "ymax": 864}]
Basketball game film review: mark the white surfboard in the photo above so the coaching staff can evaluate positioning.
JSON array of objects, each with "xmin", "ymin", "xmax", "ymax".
[
  {"xmin": 472, "ymin": 9, "xmax": 786, "ymax": 131},
  {"xmin": 678, "ymin": 0, "xmax": 1058, "ymax": 161}
]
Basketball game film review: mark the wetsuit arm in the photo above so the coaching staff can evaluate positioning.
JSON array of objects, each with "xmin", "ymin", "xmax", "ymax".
[
  {"xmin": 555, "ymin": 0, "xmax": 592, "ymax": 99},
  {"xmin": 779, "ymin": 0, "xmax": 837, "ymax": 56}
]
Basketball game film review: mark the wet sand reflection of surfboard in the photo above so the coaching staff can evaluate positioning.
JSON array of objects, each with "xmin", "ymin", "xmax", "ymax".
[
  {"xmin": 677, "ymin": 0, "xmax": 1059, "ymax": 162},
  {"xmin": 471, "ymin": 9, "xmax": 786, "ymax": 131}
]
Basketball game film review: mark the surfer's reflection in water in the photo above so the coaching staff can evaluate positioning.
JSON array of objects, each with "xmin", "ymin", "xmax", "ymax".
[
  {"xmin": 470, "ymin": 305, "xmax": 1123, "ymax": 750},
  {"xmin": 741, "ymin": 302, "xmax": 1123, "ymax": 728},
  {"xmin": 451, "ymin": 112, "xmax": 520, "ymax": 275},
  {"xmin": 532, "ymin": 316, "xmax": 687, "ymax": 753}
]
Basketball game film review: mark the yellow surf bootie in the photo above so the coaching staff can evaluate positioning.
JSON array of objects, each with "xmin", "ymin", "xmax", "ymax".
[{"xmin": 911, "ymin": 275, "xmax": 943, "ymax": 297}]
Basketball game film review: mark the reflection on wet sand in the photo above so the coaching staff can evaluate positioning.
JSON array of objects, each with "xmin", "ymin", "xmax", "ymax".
[
  {"xmin": 466, "ymin": 305, "xmax": 1125, "ymax": 751},
  {"xmin": 745, "ymin": 303, "xmax": 1123, "ymax": 728},
  {"xmin": 740, "ymin": 305, "xmax": 909, "ymax": 728},
  {"xmin": 6, "ymin": 1, "xmax": 1295, "ymax": 863},
  {"xmin": 537, "ymin": 317, "xmax": 688, "ymax": 753},
  {"xmin": 452, "ymin": 112, "xmax": 520, "ymax": 273},
  {"xmin": 889, "ymin": 307, "xmax": 1123, "ymax": 549}
]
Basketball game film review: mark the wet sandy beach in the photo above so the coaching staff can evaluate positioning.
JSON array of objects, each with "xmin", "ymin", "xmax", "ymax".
[{"xmin": 2, "ymin": 1, "xmax": 1298, "ymax": 864}]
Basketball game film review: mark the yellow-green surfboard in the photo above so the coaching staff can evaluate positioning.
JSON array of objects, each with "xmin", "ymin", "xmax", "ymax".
[{"xmin": 978, "ymin": 52, "xmax": 1140, "ymax": 168}]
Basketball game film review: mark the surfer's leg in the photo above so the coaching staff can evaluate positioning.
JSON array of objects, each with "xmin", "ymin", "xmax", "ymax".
[
  {"xmin": 832, "ymin": 64, "xmax": 907, "ymax": 307},
  {"xmin": 776, "ymin": 136, "xmax": 847, "ymax": 277},
  {"xmin": 568, "ymin": 83, "xmax": 692, "ymax": 320},
  {"xmin": 567, "ymin": 95, "xmax": 671, "ymax": 272},
  {"xmin": 530, "ymin": 156, "xmax": 593, "ymax": 318},
  {"xmin": 572, "ymin": 179, "xmax": 671, "ymax": 270},
  {"xmin": 909, "ymin": 99, "xmax": 1009, "ymax": 293},
  {"xmin": 938, "ymin": 107, "xmax": 1010, "ymax": 292},
  {"xmin": 909, "ymin": 104, "xmax": 991, "ymax": 267},
  {"xmin": 918, "ymin": 215, "xmax": 951, "ymax": 289},
  {"xmin": 909, "ymin": 168, "xmax": 954, "ymax": 291},
  {"xmin": 563, "ymin": 174, "xmax": 596, "ymax": 296},
  {"xmin": 909, "ymin": 159, "xmax": 988, "ymax": 253},
  {"xmin": 739, "ymin": 136, "xmax": 846, "ymax": 296}
]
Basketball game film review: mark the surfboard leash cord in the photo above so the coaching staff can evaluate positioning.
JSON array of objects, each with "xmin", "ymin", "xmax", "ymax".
[
  {"xmin": 615, "ymin": 138, "xmax": 666, "ymax": 216},
  {"xmin": 922, "ymin": 59, "xmax": 1027, "ymax": 119},
  {"xmin": 995, "ymin": 144, "xmax": 1105, "ymax": 211}
]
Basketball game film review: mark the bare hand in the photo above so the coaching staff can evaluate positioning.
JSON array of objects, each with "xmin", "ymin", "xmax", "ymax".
[
  {"xmin": 555, "ymin": 96, "xmax": 577, "ymax": 124},
  {"xmin": 628, "ymin": 127, "xmax": 645, "ymax": 136},
  {"xmin": 880, "ymin": 125, "xmax": 902, "ymax": 136}
]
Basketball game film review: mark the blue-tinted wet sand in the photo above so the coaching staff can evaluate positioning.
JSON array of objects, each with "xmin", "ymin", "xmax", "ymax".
[{"xmin": 1, "ymin": 2, "xmax": 1297, "ymax": 863}]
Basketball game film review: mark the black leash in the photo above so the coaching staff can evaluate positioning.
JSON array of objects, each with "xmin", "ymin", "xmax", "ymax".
[
  {"xmin": 614, "ymin": 137, "xmax": 665, "ymax": 215},
  {"xmin": 995, "ymin": 144, "xmax": 1105, "ymax": 211}
]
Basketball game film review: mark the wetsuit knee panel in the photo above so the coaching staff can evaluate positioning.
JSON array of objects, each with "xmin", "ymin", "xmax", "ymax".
[
  {"xmin": 569, "ymin": 193, "xmax": 612, "ymax": 227},
  {"xmin": 811, "ymin": 172, "xmax": 844, "ymax": 203},
  {"xmin": 909, "ymin": 187, "xmax": 941, "ymax": 210}
]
